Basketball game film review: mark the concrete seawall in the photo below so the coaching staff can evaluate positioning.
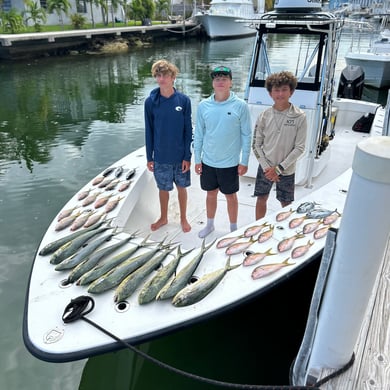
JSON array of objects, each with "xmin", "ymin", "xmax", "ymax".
[{"xmin": 0, "ymin": 21, "xmax": 201, "ymax": 60}]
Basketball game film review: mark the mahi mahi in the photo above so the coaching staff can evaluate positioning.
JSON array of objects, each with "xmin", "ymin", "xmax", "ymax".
[
  {"xmin": 138, "ymin": 246, "xmax": 194, "ymax": 305},
  {"xmin": 114, "ymin": 246, "xmax": 176, "ymax": 303},
  {"xmin": 172, "ymin": 256, "xmax": 240, "ymax": 307},
  {"xmin": 156, "ymin": 239, "xmax": 216, "ymax": 301}
]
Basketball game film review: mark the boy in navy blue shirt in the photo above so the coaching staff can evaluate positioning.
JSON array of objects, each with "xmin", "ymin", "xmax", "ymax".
[{"xmin": 145, "ymin": 60, "xmax": 193, "ymax": 232}]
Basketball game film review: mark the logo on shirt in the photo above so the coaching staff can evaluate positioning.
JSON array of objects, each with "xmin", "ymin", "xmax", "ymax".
[{"xmin": 175, "ymin": 106, "xmax": 183, "ymax": 112}]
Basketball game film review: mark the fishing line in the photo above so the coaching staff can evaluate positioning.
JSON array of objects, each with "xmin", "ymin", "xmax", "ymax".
[{"xmin": 62, "ymin": 295, "xmax": 321, "ymax": 390}]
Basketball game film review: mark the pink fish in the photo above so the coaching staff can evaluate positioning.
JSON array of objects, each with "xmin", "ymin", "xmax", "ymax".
[
  {"xmin": 98, "ymin": 177, "xmax": 115, "ymax": 188},
  {"xmin": 313, "ymin": 225, "xmax": 330, "ymax": 240},
  {"xmin": 291, "ymin": 240, "xmax": 314, "ymax": 259},
  {"xmin": 243, "ymin": 222, "xmax": 269, "ymax": 238},
  {"xmin": 277, "ymin": 233, "xmax": 305, "ymax": 253},
  {"xmin": 83, "ymin": 212, "xmax": 106, "ymax": 228},
  {"xmin": 57, "ymin": 206, "xmax": 78, "ymax": 222},
  {"xmin": 70, "ymin": 211, "xmax": 95, "ymax": 231},
  {"xmin": 92, "ymin": 176, "xmax": 104, "ymax": 186},
  {"xmin": 105, "ymin": 179, "xmax": 120, "ymax": 191},
  {"xmin": 216, "ymin": 234, "xmax": 243, "ymax": 249},
  {"xmin": 225, "ymin": 236, "xmax": 256, "ymax": 255},
  {"xmin": 288, "ymin": 215, "xmax": 307, "ymax": 229},
  {"xmin": 251, "ymin": 258, "xmax": 294, "ymax": 279},
  {"xmin": 105, "ymin": 196, "xmax": 124, "ymax": 213},
  {"xmin": 276, "ymin": 208, "xmax": 295, "ymax": 222},
  {"xmin": 77, "ymin": 188, "xmax": 92, "ymax": 201},
  {"xmin": 118, "ymin": 180, "xmax": 132, "ymax": 192},
  {"xmin": 257, "ymin": 225, "xmax": 274, "ymax": 243},
  {"xmin": 82, "ymin": 191, "xmax": 101, "ymax": 207},
  {"xmin": 94, "ymin": 193, "xmax": 114, "ymax": 208},
  {"xmin": 243, "ymin": 248, "xmax": 276, "ymax": 266},
  {"xmin": 54, "ymin": 211, "xmax": 82, "ymax": 231},
  {"xmin": 302, "ymin": 220, "xmax": 322, "ymax": 234},
  {"xmin": 323, "ymin": 210, "xmax": 341, "ymax": 225}
]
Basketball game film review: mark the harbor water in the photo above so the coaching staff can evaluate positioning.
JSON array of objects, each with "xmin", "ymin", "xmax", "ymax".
[{"xmin": 0, "ymin": 30, "xmax": 386, "ymax": 389}]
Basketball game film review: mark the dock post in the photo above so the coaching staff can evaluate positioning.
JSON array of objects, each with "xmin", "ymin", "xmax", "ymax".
[{"xmin": 301, "ymin": 136, "xmax": 390, "ymax": 382}]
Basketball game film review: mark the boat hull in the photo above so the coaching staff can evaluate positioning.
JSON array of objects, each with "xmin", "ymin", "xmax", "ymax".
[
  {"xmin": 195, "ymin": 14, "xmax": 256, "ymax": 39},
  {"xmin": 345, "ymin": 52, "xmax": 390, "ymax": 88}
]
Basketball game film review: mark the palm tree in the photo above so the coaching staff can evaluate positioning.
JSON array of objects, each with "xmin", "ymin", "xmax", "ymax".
[
  {"xmin": 155, "ymin": 0, "xmax": 169, "ymax": 23},
  {"xmin": 47, "ymin": 0, "xmax": 71, "ymax": 27},
  {"xmin": 23, "ymin": 0, "xmax": 47, "ymax": 32}
]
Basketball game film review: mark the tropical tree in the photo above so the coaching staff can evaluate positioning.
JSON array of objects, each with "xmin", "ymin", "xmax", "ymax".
[
  {"xmin": 155, "ymin": 0, "xmax": 169, "ymax": 23},
  {"xmin": 1, "ymin": 8, "xmax": 25, "ymax": 33},
  {"xmin": 47, "ymin": 0, "xmax": 71, "ymax": 27},
  {"xmin": 128, "ymin": 0, "xmax": 154, "ymax": 25},
  {"xmin": 85, "ymin": 0, "xmax": 98, "ymax": 27},
  {"xmin": 23, "ymin": 0, "xmax": 47, "ymax": 32}
]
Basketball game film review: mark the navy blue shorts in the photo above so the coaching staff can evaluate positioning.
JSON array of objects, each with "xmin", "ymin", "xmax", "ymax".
[
  {"xmin": 200, "ymin": 162, "xmax": 239, "ymax": 195},
  {"xmin": 154, "ymin": 162, "xmax": 191, "ymax": 191},
  {"xmin": 254, "ymin": 165, "xmax": 295, "ymax": 203}
]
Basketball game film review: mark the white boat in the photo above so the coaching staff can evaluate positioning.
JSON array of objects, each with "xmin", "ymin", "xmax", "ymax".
[
  {"xmin": 345, "ymin": 19, "xmax": 390, "ymax": 88},
  {"xmin": 23, "ymin": 4, "xmax": 389, "ymax": 366},
  {"xmin": 194, "ymin": 0, "xmax": 259, "ymax": 39}
]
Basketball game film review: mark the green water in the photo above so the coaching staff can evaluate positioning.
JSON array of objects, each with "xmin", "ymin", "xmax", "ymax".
[{"xmin": 0, "ymin": 31, "xmax": 382, "ymax": 389}]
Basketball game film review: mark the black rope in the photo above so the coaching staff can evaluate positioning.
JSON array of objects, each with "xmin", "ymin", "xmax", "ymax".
[
  {"xmin": 314, "ymin": 353, "xmax": 355, "ymax": 387},
  {"xmin": 63, "ymin": 296, "xmax": 322, "ymax": 390}
]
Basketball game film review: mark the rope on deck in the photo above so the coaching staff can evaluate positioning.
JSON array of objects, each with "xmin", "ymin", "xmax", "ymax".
[{"xmin": 63, "ymin": 295, "xmax": 321, "ymax": 390}]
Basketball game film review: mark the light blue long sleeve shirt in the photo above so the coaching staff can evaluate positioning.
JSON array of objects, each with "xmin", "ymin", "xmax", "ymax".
[{"xmin": 194, "ymin": 92, "xmax": 252, "ymax": 168}]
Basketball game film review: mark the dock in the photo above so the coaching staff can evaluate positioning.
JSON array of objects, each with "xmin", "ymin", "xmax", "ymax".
[
  {"xmin": 317, "ymin": 236, "xmax": 390, "ymax": 389},
  {"xmin": 0, "ymin": 20, "xmax": 200, "ymax": 60}
]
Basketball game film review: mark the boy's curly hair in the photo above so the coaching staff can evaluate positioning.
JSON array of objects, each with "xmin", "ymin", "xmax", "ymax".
[{"xmin": 265, "ymin": 71, "xmax": 297, "ymax": 93}]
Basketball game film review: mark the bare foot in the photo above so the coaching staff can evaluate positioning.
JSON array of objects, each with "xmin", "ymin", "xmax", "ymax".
[
  {"xmin": 151, "ymin": 218, "xmax": 167, "ymax": 231},
  {"xmin": 181, "ymin": 220, "xmax": 191, "ymax": 233}
]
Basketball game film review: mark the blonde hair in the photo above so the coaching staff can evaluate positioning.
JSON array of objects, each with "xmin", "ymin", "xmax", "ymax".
[
  {"xmin": 151, "ymin": 60, "xmax": 179, "ymax": 78},
  {"xmin": 265, "ymin": 71, "xmax": 297, "ymax": 93}
]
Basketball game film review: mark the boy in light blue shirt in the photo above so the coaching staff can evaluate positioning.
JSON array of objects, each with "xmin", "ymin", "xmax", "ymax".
[{"xmin": 194, "ymin": 66, "xmax": 252, "ymax": 238}]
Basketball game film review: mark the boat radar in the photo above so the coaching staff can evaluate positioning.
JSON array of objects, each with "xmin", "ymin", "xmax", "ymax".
[{"xmin": 274, "ymin": 0, "xmax": 322, "ymax": 12}]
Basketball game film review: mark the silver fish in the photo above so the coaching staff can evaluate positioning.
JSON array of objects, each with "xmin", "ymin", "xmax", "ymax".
[
  {"xmin": 257, "ymin": 225, "xmax": 274, "ymax": 243},
  {"xmin": 125, "ymin": 168, "xmax": 136, "ymax": 180},
  {"xmin": 114, "ymin": 166, "xmax": 124, "ymax": 178},
  {"xmin": 297, "ymin": 201, "xmax": 319, "ymax": 214},
  {"xmin": 114, "ymin": 247, "xmax": 176, "ymax": 303},
  {"xmin": 313, "ymin": 225, "xmax": 330, "ymax": 240},
  {"xmin": 243, "ymin": 248, "xmax": 276, "ymax": 266},
  {"xmin": 216, "ymin": 234, "xmax": 243, "ymax": 249},
  {"xmin": 291, "ymin": 240, "xmax": 314, "ymax": 259},
  {"xmin": 322, "ymin": 210, "xmax": 341, "ymax": 225},
  {"xmin": 102, "ymin": 166, "xmax": 116, "ymax": 177},
  {"xmin": 49, "ymin": 225, "xmax": 112, "ymax": 265},
  {"xmin": 302, "ymin": 219, "xmax": 323, "ymax": 234},
  {"xmin": 39, "ymin": 220, "xmax": 107, "ymax": 256},
  {"xmin": 156, "ymin": 239, "xmax": 216, "ymax": 300},
  {"xmin": 55, "ymin": 231, "xmax": 116, "ymax": 270},
  {"xmin": 138, "ymin": 246, "xmax": 194, "ymax": 305},
  {"xmin": 172, "ymin": 257, "xmax": 240, "ymax": 307},
  {"xmin": 243, "ymin": 222, "xmax": 269, "ymax": 238},
  {"xmin": 277, "ymin": 233, "xmax": 305, "ymax": 253},
  {"xmin": 77, "ymin": 234, "xmax": 151, "ymax": 286},
  {"xmin": 276, "ymin": 208, "xmax": 295, "ymax": 222},
  {"xmin": 88, "ymin": 240, "xmax": 170, "ymax": 294},
  {"xmin": 306, "ymin": 208, "xmax": 334, "ymax": 219},
  {"xmin": 54, "ymin": 211, "xmax": 82, "ymax": 231},
  {"xmin": 225, "ymin": 236, "xmax": 256, "ymax": 256},
  {"xmin": 67, "ymin": 233, "xmax": 137, "ymax": 283},
  {"xmin": 251, "ymin": 258, "xmax": 294, "ymax": 279}
]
